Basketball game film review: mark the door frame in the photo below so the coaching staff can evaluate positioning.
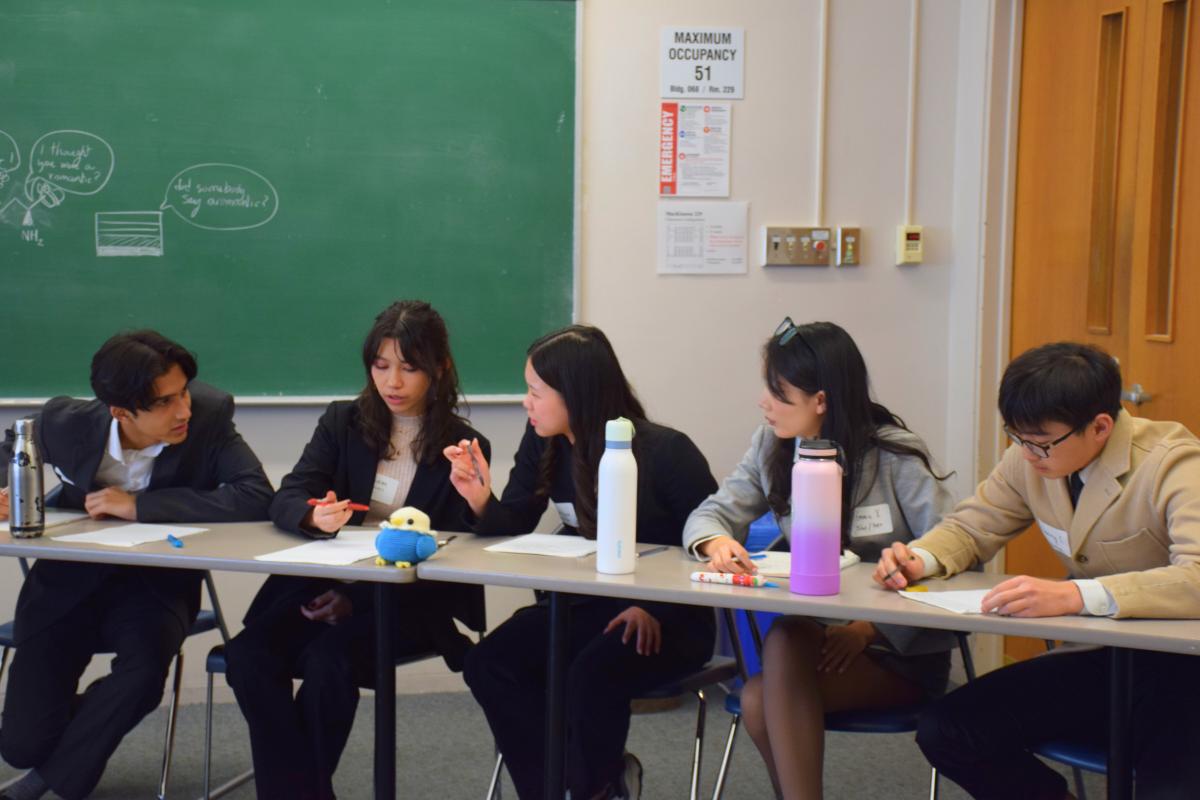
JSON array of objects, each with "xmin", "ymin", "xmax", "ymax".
[{"xmin": 954, "ymin": 0, "xmax": 1027, "ymax": 673}]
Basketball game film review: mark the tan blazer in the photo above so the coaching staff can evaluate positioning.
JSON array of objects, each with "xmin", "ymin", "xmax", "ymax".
[{"xmin": 914, "ymin": 412, "xmax": 1200, "ymax": 619}]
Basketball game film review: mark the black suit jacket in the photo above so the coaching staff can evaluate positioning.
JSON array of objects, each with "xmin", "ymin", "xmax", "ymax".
[
  {"xmin": 251, "ymin": 401, "xmax": 490, "ymax": 655},
  {"xmin": 2, "ymin": 381, "xmax": 274, "ymax": 643},
  {"xmin": 476, "ymin": 419, "xmax": 718, "ymax": 547}
]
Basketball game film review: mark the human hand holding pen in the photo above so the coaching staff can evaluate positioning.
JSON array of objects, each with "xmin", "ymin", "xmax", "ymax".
[
  {"xmin": 304, "ymin": 490, "xmax": 353, "ymax": 534},
  {"xmin": 443, "ymin": 438, "xmax": 491, "ymax": 516},
  {"xmin": 698, "ymin": 535, "xmax": 757, "ymax": 575},
  {"xmin": 873, "ymin": 541, "xmax": 925, "ymax": 589}
]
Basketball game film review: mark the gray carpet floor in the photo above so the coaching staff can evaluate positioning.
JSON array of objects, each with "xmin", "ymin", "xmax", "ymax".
[{"xmin": 1, "ymin": 690, "xmax": 1104, "ymax": 799}]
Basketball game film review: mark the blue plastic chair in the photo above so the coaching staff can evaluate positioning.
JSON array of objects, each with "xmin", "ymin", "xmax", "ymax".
[
  {"xmin": 0, "ymin": 559, "xmax": 229, "ymax": 800},
  {"xmin": 710, "ymin": 611, "xmax": 977, "ymax": 800}
]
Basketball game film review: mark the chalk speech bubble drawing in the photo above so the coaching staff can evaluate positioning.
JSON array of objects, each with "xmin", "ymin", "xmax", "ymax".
[
  {"xmin": 0, "ymin": 131, "xmax": 18, "ymax": 191},
  {"xmin": 24, "ymin": 130, "xmax": 115, "ymax": 203},
  {"xmin": 160, "ymin": 163, "xmax": 278, "ymax": 230},
  {"xmin": 0, "ymin": 131, "xmax": 19, "ymax": 174}
]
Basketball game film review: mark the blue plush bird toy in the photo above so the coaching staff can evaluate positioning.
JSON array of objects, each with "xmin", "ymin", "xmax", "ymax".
[{"xmin": 375, "ymin": 506, "xmax": 438, "ymax": 568}]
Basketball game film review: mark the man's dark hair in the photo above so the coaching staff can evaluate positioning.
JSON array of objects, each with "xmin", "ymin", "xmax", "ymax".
[
  {"xmin": 90, "ymin": 330, "xmax": 198, "ymax": 412},
  {"xmin": 999, "ymin": 342, "xmax": 1122, "ymax": 433}
]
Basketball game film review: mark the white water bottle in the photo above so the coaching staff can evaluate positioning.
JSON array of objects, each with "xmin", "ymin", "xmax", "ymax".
[{"xmin": 596, "ymin": 416, "xmax": 637, "ymax": 575}]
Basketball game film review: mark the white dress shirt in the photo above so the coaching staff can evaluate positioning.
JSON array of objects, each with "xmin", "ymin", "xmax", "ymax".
[{"xmin": 92, "ymin": 418, "xmax": 167, "ymax": 493}]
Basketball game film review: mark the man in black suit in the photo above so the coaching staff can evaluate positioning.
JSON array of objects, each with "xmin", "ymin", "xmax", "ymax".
[{"xmin": 0, "ymin": 330, "xmax": 272, "ymax": 800}]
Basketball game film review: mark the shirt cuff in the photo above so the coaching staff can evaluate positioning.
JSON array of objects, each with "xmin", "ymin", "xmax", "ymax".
[
  {"xmin": 911, "ymin": 547, "xmax": 943, "ymax": 577},
  {"xmin": 1072, "ymin": 579, "xmax": 1118, "ymax": 616},
  {"xmin": 688, "ymin": 534, "xmax": 724, "ymax": 560}
]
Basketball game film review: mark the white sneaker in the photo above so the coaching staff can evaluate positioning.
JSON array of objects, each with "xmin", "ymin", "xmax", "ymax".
[{"xmin": 615, "ymin": 752, "xmax": 643, "ymax": 800}]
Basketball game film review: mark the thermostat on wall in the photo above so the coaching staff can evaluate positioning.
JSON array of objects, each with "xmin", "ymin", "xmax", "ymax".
[{"xmin": 895, "ymin": 225, "xmax": 923, "ymax": 265}]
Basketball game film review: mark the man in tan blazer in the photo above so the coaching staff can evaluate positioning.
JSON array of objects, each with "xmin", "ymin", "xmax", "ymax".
[{"xmin": 873, "ymin": 342, "xmax": 1200, "ymax": 800}]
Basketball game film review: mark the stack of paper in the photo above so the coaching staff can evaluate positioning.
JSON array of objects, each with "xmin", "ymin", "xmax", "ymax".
[
  {"xmin": 54, "ymin": 523, "xmax": 207, "ymax": 548},
  {"xmin": 750, "ymin": 550, "xmax": 861, "ymax": 578},
  {"xmin": 484, "ymin": 533, "xmax": 597, "ymax": 558},
  {"xmin": 255, "ymin": 529, "xmax": 380, "ymax": 566},
  {"xmin": 898, "ymin": 589, "xmax": 990, "ymax": 615}
]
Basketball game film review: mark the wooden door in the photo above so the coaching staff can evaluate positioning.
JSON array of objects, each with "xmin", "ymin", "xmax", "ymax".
[{"xmin": 1008, "ymin": 0, "xmax": 1197, "ymax": 662}]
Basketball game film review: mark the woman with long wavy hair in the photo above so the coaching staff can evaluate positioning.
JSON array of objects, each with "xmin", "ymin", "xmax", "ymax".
[{"xmin": 225, "ymin": 300, "xmax": 489, "ymax": 800}]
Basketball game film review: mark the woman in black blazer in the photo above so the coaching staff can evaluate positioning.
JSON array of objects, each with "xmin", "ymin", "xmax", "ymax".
[
  {"xmin": 444, "ymin": 325, "xmax": 717, "ymax": 800},
  {"xmin": 224, "ymin": 301, "xmax": 489, "ymax": 800}
]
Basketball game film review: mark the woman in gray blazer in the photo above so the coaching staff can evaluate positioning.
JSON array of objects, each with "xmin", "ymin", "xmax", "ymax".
[{"xmin": 683, "ymin": 319, "xmax": 957, "ymax": 800}]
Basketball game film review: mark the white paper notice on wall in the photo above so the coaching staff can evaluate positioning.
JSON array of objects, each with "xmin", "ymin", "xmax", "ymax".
[
  {"xmin": 657, "ymin": 201, "xmax": 748, "ymax": 275},
  {"xmin": 659, "ymin": 102, "xmax": 730, "ymax": 197},
  {"xmin": 661, "ymin": 27, "xmax": 744, "ymax": 99}
]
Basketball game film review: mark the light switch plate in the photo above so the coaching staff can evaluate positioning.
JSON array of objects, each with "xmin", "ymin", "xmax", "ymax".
[
  {"xmin": 763, "ymin": 226, "xmax": 832, "ymax": 266},
  {"xmin": 836, "ymin": 226, "xmax": 861, "ymax": 266}
]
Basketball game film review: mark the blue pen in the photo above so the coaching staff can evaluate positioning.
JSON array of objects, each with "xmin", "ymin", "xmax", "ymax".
[{"xmin": 166, "ymin": 534, "xmax": 184, "ymax": 548}]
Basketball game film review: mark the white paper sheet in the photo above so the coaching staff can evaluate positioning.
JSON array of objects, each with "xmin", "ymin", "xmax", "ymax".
[
  {"xmin": 54, "ymin": 523, "xmax": 207, "ymax": 548},
  {"xmin": 1, "ymin": 510, "xmax": 88, "ymax": 533},
  {"xmin": 898, "ymin": 589, "xmax": 990, "ymax": 615},
  {"xmin": 254, "ymin": 529, "xmax": 379, "ymax": 566},
  {"xmin": 749, "ymin": 550, "xmax": 861, "ymax": 577},
  {"xmin": 656, "ymin": 201, "xmax": 748, "ymax": 274},
  {"xmin": 484, "ymin": 533, "xmax": 597, "ymax": 558}
]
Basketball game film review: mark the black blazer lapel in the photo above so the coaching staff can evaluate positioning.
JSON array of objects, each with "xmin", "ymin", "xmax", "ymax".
[
  {"xmin": 147, "ymin": 444, "xmax": 183, "ymax": 491},
  {"xmin": 71, "ymin": 407, "xmax": 113, "ymax": 494}
]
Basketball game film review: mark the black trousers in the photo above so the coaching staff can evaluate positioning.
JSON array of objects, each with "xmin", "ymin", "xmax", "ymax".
[
  {"xmin": 916, "ymin": 646, "xmax": 1200, "ymax": 800},
  {"xmin": 224, "ymin": 579, "xmax": 437, "ymax": 800},
  {"xmin": 464, "ymin": 597, "xmax": 715, "ymax": 800},
  {"xmin": 0, "ymin": 572, "xmax": 188, "ymax": 800}
]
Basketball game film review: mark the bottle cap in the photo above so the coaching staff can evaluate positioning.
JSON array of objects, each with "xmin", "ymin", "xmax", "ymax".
[
  {"xmin": 605, "ymin": 416, "xmax": 635, "ymax": 443},
  {"xmin": 796, "ymin": 438, "xmax": 838, "ymax": 458},
  {"xmin": 14, "ymin": 417, "xmax": 35, "ymax": 436}
]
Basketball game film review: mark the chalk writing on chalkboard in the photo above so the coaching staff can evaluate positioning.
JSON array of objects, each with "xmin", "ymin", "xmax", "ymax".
[
  {"xmin": 95, "ymin": 211, "xmax": 165, "ymax": 257},
  {"xmin": 0, "ymin": 130, "xmax": 114, "ymax": 227},
  {"xmin": 160, "ymin": 163, "xmax": 279, "ymax": 231},
  {"xmin": 0, "ymin": 131, "xmax": 19, "ymax": 190},
  {"xmin": 0, "ymin": 131, "xmax": 280, "ymax": 253}
]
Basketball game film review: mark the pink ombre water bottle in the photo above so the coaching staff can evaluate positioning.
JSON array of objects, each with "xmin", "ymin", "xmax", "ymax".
[{"xmin": 789, "ymin": 439, "xmax": 843, "ymax": 596}]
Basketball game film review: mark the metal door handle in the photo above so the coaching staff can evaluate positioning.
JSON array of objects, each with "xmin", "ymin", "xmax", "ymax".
[{"xmin": 1121, "ymin": 383, "xmax": 1152, "ymax": 406}]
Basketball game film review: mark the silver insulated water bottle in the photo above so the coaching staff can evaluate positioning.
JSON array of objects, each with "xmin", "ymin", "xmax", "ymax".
[{"xmin": 8, "ymin": 417, "xmax": 45, "ymax": 538}]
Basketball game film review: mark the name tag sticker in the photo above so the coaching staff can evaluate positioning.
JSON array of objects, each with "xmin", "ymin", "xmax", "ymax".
[
  {"xmin": 851, "ymin": 503, "xmax": 894, "ymax": 538},
  {"xmin": 553, "ymin": 501, "xmax": 579, "ymax": 528},
  {"xmin": 371, "ymin": 474, "xmax": 400, "ymax": 506},
  {"xmin": 1037, "ymin": 519, "xmax": 1071, "ymax": 556}
]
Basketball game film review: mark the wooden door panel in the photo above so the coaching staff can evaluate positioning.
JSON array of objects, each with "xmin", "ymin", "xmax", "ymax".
[
  {"xmin": 1007, "ymin": 0, "xmax": 1149, "ymax": 662},
  {"xmin": 1128, "ymin": 0, "xmax": 1200, "ymax": 432}
]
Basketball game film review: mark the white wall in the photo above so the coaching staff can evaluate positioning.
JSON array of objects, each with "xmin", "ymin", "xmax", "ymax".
[
  {"xmin": 1, "ymin": 0, "xmax": 1016, "ymax": 702},
  {"xmin": 582, "ymin": 0, "xmax": 970, "ymax": 493}
]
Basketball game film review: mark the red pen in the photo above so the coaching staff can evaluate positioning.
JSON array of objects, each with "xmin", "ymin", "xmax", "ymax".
[{"xmin": 307, "ymin": 498, "xmax": 370, "ymax": 512}]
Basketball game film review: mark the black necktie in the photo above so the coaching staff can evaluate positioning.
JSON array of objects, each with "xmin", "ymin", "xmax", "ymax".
[{"xmin": 1068, "ymin": 471, "xmax": 1084, "ymax": 509}]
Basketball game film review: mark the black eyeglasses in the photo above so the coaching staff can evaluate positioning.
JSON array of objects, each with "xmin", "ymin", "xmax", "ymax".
[{"xmin": 1004, "ymin": 425, "xmax": 1083, "ymax": 460}]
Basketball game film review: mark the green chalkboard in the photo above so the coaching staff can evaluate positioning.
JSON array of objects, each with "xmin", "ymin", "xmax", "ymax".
[{"xmin": 0, "ymin": 0, "xmax": 575, "ymax": 398}]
